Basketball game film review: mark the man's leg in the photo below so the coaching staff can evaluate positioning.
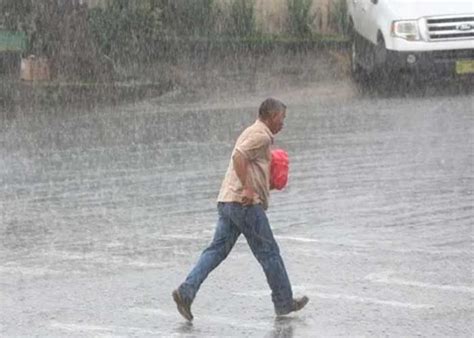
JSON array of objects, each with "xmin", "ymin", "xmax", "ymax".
[
  {"xmin": 228, "ymin": 204, "xmax": 296, "ymax": 314},
  {"xmin": 176, "ymin": 203, "xmax": 241, "ymax": 307}
]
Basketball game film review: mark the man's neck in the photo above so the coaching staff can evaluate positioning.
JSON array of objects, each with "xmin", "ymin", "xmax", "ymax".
[
  {"xmin": 258, "ymin": 117, "xmax": 270, "ymax": 128},
  {"xmin": 258, "ymin": 118, "xmax": 274, "ymax": 136}
]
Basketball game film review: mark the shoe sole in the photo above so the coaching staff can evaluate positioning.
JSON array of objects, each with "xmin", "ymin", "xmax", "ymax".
[
  {"xmin": 172, "ymin": 290, "xmax": 193, "ymax": 322},
  {"xmin": 295, "ymin": 296, "xmax": 309, "ymax": 312},
  {"xmin": 276, "ymin": 296, "xmax": 309, "ymax": 316}
]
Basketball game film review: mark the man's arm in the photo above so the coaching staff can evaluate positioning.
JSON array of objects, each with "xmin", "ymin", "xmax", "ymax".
[{"xmin": 232, "ymin": 150, "xmax": 255, "ymax": 205}]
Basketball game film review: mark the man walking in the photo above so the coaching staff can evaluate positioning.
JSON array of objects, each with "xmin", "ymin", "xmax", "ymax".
[{"xmin": 172, "ymin": 98, "xmax": 309, "ymax": 321}]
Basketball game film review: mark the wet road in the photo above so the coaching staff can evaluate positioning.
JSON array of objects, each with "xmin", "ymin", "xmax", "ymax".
[{"xmin": 1, "ymin": 82, "xmax": 473, "ymax": 337}]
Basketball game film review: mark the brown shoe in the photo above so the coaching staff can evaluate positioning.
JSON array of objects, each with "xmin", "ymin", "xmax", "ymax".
[
  {"xmin": 276, "ymin": 296, "xmax": 309, "ymax": 316},
  {"xmin": 172, "ymin": 289, "xmax": 193, "ymax": 321}
]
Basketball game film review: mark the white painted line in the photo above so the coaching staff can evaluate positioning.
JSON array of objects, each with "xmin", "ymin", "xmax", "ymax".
[
  {"xmin": 275, "ymin": 235, "xmax": 369, "ymax": 248},
  {"xmin": 42, "ymin": 251, "xmax": 171, "ymax": 268},
  {"xmin": 372, "ymin": 247, "xmax": 471, "ymax": 255},
  {"xmin": 275, "ymin": 236, "xmax": 469, "ymax": 256},
  {"xmin": 308, "ymin": 292, "xmax": 434, "ymax": 309},
  {"xmin": 366, "ymin": 272, "xmax": 474, "ymax": 293},
  {"xmin": 232, "ymin": 284, "xmax": 332, "ymax": 297},
  {"xmin": 232, "ymin": 288, "xmax": 433, "ymax": 309},
  {"xmin": 0, "ymin": 266, "xmax": 66, "ymax": 276},
  {"xmin": 50, "ymin": 321, "xmax": 164, "ymax": 335},
  {"xmin": 1, "ymin": 254, "xmax": 170, "ymax": 278},
  {"xmin": 130, "ymin": 308, "xmax": 269, "ymax": 331},
  {"xmin": 51, "ymin": 322, "xmax": 115, "ymax": 333},
  {"xmin": 159, "ymin": 234, "xmax": 209, "ymax": 240},
  {"xmin": 232, "ymin": 290, "xmax": 269, "ymax": 297},
  {"xmin": 275, "ymin": 235, "xmax": 343, "ymax": 244}
]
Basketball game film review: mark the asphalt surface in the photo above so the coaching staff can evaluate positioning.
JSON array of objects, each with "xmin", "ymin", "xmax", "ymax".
[{"xmin": 1, "ymin": 81, "xmax": 473, "ymax": 337}]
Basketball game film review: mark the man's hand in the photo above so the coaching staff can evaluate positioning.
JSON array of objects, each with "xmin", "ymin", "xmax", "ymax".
[{"xmin": 242, "ymin": 186, "xmax": 255, "ymax": 206}]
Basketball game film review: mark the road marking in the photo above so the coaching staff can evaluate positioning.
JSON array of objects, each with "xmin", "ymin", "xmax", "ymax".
[
  {"xmin": 310, "ymin": 292, "xmax": 434, "ymax": 309},
  {"xmin": 366, "ymin": 271, "xmax": 474, "ymax": 293},
  {"xmin": 50, "ymin": 321, "xmax": 164, "ymax": 335},
  {"xmin": 275, "ymin": 235, "xmax": 369, "ymax": 248},
  {"xmin": 42, "ymin": 251, "xmax": 171, "ymax": 268},
  {"xmin": 233, "ymin": 288, "xmax": 433, "ymax": 310},
  {"xmin": 371, "ymin": 247, "xmax": 471, "ymax": 255},
  {"xmin": 0, "ymin": 254, "xmax": 170, "ymax": 277},
  {"xmin": 0, "ymin": 266, "xmax": 67, "ymax": 276},
  {"xmin": 232, "ymin": 290, "xmax": 272, "ymax": 297},
  {"xmin": 159, "ymin": 234, "xmax": 212, "ymax": 240},
  {"xmin": 275, "ymin": 236, "xmax": 469, "ymax": 256},
  {"xmin": 232, "ymin": 284, "xmax": 332, "ymax": 297}
]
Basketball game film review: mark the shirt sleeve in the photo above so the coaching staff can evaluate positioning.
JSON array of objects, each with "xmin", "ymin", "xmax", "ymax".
[{"xmin": 235, "ymin": 131, "xmax": 270, "ymax": 161}]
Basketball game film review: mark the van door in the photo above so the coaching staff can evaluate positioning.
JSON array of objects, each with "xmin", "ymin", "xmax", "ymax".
[
  {"xmin": 350, "ymin": 0, "xmax": 365, "ymax": 34},
  {"xmin": 357, "ymin": 0, "xmax": 378, "ymax": 44}
]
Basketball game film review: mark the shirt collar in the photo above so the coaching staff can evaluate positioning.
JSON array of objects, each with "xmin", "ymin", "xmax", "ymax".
[{"xmin": 255, "ymin": 119, "xmax": 274, "ymax": 141}]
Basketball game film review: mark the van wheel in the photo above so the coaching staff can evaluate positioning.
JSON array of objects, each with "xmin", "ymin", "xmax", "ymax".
[
  {"xmin": 372, "ymin": 36, "xmax": 389, "ymax": 84},
  {"xmin": 350, "ymin": 32, "xmax": 365, "ymax": 83}
]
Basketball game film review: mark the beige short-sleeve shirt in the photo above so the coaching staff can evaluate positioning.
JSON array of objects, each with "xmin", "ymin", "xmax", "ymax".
[{"xmin": 217, "ymin": 119, "xmax": 274, "ymax": 210}]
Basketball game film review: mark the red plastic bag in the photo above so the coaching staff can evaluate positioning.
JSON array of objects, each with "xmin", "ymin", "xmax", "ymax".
[{"xmin": 270, "ymin": 149, "xmax": 289, "ymax": 190}]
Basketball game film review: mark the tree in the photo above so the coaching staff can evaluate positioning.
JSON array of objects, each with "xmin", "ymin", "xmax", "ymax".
[
  {"xmin": 228, "ymin": 0, "xmax": 256, "ymax": 38},
  {"xmin": 0, "ymin": 0, "xmax": 33, "ymax": 32},
  {"xmin": 157, "ymin": 0, "xmax": 216, "ymax": 38},
  {"xmin": 88, "ymin": 0, "xmax": 162, "ymax": 63},
  {"xmin": 287, "ymin": 0, "xmax": 316, "ymax": 38}
]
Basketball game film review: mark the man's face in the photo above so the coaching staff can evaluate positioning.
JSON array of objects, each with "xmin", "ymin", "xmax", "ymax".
[{"xmin": 269, "ymin": 110, "xmax": 286, "ymax": 134}]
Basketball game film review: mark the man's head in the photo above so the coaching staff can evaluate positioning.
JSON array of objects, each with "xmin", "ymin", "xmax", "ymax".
[{"xmin": 258, "ymin": 98, "xmax": 287, "ymax": 135}]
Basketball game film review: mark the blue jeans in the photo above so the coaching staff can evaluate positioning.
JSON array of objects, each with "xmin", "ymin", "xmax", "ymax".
[{"xmin": 178, "ymin": 202, "xmax": 294, "ymax": 313}]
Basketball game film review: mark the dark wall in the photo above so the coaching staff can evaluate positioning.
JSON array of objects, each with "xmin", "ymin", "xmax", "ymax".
[{"xmin": 0, "ymin": 51, "xmax": 21, "ymax": 77}]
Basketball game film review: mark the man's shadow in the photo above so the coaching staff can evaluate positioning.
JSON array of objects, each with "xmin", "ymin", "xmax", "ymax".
[
  {"xmin": 267, "ymin": 316, "xmax": 305, "ymax": 338},
  {"xmin": 175, "ymin": 321, "xmax": 196, "ymax": 335},
  {"xmin": 174, "ymin": 315, "xmax": 305, "ymax": 337}
]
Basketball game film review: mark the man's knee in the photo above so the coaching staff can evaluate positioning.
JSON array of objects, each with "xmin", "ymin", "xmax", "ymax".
[
  {"xmin": 203, "ymin": 240, "xmax": 233, "ymax": 260},
  {"xmin": 253, "ymin": 242, "xmax": 280, "ymax": 261}
]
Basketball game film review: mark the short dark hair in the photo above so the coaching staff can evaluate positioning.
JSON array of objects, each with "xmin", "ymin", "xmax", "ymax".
[{"xmin": 258, "ymin": 98, "xmax": 286, "ymax": 119}]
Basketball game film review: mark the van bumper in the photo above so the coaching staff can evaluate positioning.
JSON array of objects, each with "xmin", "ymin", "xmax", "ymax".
[{"xmin": 385, "ymin": 49, "xmax": 474, "ymax": 78}]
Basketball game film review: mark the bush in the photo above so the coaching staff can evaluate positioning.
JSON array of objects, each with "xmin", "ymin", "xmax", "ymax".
[
  {"xmin": 227, "ymin": 0, "xmax": 257, "ymax": 38},
  {"xmin": 159, "ymin": 0, "xmax": 216, "ymax": 38},
  {"xmin": 329, "ymin": 0, "xmax": 349, "ymax": 36},
  {"xmin": 287, "ymin": 0, "xmax": 316, "ymax": 38},
  {"xmin": 88, "ymin": 0, "xmax": 162, "ymax": 63},
  {"xmin": 0, "ymin": 0, "xmax": 33, "ymax": 32}
]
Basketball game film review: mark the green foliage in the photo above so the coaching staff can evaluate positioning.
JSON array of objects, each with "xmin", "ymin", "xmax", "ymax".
[
  {"xmin": 158, "ymin": 0, "xmax": 216, "ymax": 38},
  {"xmin": 227, "ymin": 0, "xmax": 256, "ymax": 38},
  {"xmin": 29, "ymin": 1, "xmax": 62, "ymax": 57},
  {"xmin": 329, "ymin": 0, "xmax": 349, "ymax": 35},
  {"xmin": 0, "ymin": 0, "xmax": 35, "ymax": 54},
  {"xmin": 88, "ymin": 0, "xmax": 162, "ymax": 62},
  {"xmin": 287, "ymin": 0, "xmax": 315, "ymax": 38},
  {"xmin": 0, "ymin": 0, "xmax": 33, "ymax": 31}
]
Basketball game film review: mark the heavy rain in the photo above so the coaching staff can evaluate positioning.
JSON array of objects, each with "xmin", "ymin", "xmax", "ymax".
[{"xmin": 1, "ymin": 0, "xmax": 473, "ymax": 337}]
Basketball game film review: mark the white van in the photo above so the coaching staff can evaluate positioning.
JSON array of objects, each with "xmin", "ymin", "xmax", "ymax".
[{"xmin": 347, "ymin": 0, "xmax": 474, "ymax": 83}]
